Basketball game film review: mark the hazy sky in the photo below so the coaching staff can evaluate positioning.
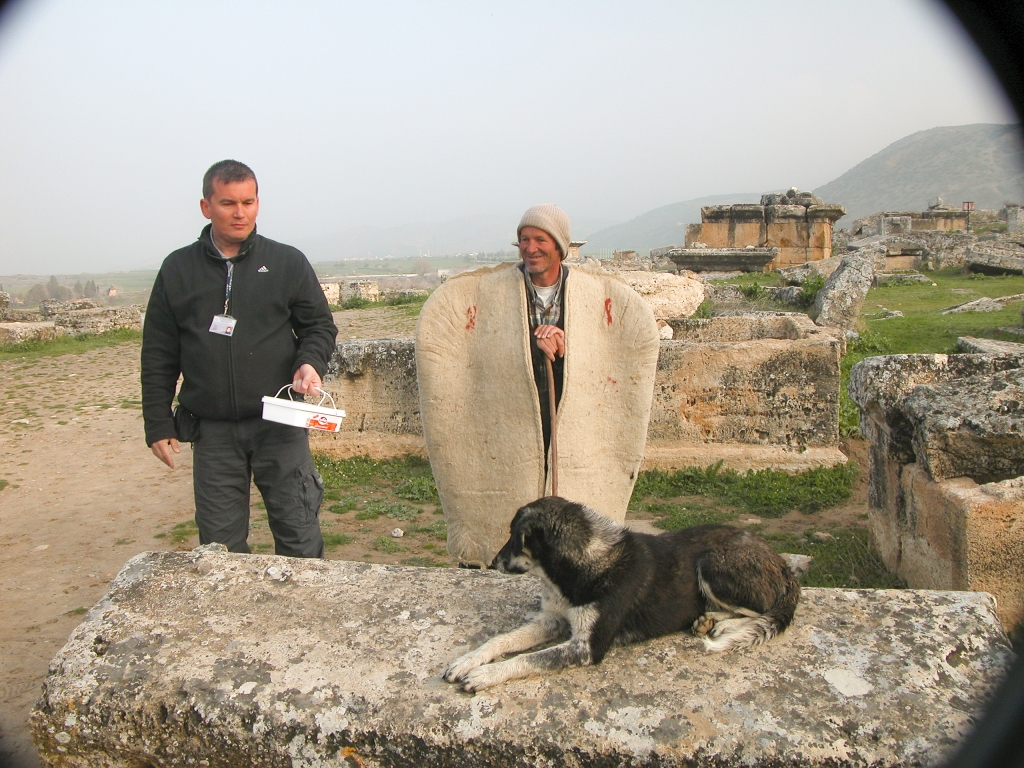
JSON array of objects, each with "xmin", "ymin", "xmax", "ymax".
[{"xmin": 0, "ymin": 0, "xmax": 1017, "ymax": 274}]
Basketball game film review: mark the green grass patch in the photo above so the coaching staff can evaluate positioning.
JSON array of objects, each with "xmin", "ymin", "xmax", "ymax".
[
  {"xmin": 630, "ymin": 462, "xmax": 857, "ymax": 517},
  {"xmin": 341, "ymin": 296, "xmax": 373, "ymax": 310},
  {"xmin": 365, "ymin": 499, "xmax": 421, "ymax": 521},
  {"xmin": 326, "ymin": 494, "xmax": 361, "ymax": 514},
  {"xmin": 410, "ymin": 518, "xmax": 448, "ymax": 540},
  {"xmin": 252, "ymin": 542, "xmax": 273, "ymax": 553},
  {"xmin": 0, "ymin": 327, "xmax": 141, "ymax": 361},
  {"xmin": 636, "ymin": 502, "xmax": 738, "ymax": 530},
  {"xmin": 373, "ymin": 535, "xmax": 406, "ymax": 554},
  {"xmin": 394, "ymin": 476, "xmax": 439, "ymax": 504},
  {"xmin": 113, "ymin": 538, "xmax": 134, "ymax": 546},
  {"xmin": 0, "ymin": 479, "xmax": 7, "ymax": 492},
  {"xmin": 166, "ymin": 519, "xmax": 199, "ymax": 544},
  {"xmin": 401, "ymin": 556, "xmax": 448, "ymax": 567},
  {"xmin": 314, "ymin": 454, "xmax": 434, "ymax": 491},
  {"xmin": 764, "ymin": 529, "xmax": 905, "ymax": 588},
  {"xmin": 63, "ymin": 606, "xmax": 88, "ymax": 616},
  {"xmin": 323, "ymin": 532, "xmax": 355, "ymax": 548}
]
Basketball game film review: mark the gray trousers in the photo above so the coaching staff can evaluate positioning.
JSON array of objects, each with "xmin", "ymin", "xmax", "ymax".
[{"xmin": 192, "ymin": 417, "xmax": 325, "ymax": 558}]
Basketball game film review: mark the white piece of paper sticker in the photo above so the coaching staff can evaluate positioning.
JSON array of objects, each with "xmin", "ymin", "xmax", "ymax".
[{"xmin": 209, "ymin": 314, "xmax": 236, "ymax": 336}]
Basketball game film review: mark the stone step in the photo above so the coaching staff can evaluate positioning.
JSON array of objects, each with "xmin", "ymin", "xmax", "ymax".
[{"xmin": 32, "ymin": 548, "xmax": 1012, "ymax": 767}]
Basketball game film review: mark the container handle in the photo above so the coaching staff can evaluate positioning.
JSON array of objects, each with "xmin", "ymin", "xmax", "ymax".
[{"xmin": 272, "ymin": 384, "xmax": 337, "ymax": 410}]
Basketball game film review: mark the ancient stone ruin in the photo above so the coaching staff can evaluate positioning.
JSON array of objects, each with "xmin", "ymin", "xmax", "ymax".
[
  {"xmin": 653, "ymin": 189, "xmax": 846, "ymax": 272},
  {"xmin": 320, "ymin": 280, "xmax": 381, "ymax": 305},
  {"xmin": 0, "ymin": 300, "xmax": 142, "ymax": 344},
  {"xmin": 31, "ymin": 546, "xmax": 1013, "ymax": 767},
  {"xmin": 315, "ymin": 311, "xmax": 847, "ymax": 472},
  {"xmin": 849, "ymin": 348, "xmax": 1024, "ymax": 635}
]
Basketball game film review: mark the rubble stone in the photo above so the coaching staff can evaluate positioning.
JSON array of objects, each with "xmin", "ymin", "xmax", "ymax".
[
  {"xmin": 0, "ymin": 321, "xmax": 66, "ymax": 345},
  {"xmin": 31, "ymin": 548, "xmax": 1014, "ymax": 768},
  {"xmin": 53, "ymin": 305, "xmax": 142, "ymax": 335},
  {"xmin": 813, "ymin": 255, "xmax": 874, "ymax": 329},
  {"xmin": 902, "ymin": 366, "xmax": 1024, "ymax": 483},
  {"xmin": 615, "ymin": 271, "xmax": 705, "ymax": 319},
  {"xmin": 0, "ymin": 290, "xmax": 9, "ymax": 309},
  {"xmin": 38, "ymin": 298, "xmax": 101, "ymax": 318}
]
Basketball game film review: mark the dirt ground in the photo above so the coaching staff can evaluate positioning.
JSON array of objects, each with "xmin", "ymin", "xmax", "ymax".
[{"xmin": 0, "ymin": 305, "xmax": 867, "ymax": 767}]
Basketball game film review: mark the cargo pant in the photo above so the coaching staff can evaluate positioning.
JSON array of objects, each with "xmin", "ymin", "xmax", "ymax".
[{"xmin": 192, "ymin": 417, "xmax": 325, "ymax": 558}]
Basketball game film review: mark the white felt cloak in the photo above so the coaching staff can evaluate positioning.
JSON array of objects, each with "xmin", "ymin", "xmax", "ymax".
[{"xmin": 415, "ymin": 262, "xmax": 660, "ymax": 566}]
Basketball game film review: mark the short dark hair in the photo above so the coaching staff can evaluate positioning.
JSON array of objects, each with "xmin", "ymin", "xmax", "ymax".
[{"xmin": 202, "ymin": 160, "xmax": 258, "ymax": 200}]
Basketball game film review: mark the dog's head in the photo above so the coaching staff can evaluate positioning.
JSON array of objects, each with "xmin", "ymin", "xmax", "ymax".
[{"xmin": 490, "ymin": 496, "xmax": 620, "ymax": 574}]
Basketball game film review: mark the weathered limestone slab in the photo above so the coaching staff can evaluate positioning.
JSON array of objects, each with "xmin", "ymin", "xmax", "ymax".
[
  {"xmin": 32, "ymin": 548, "xmax": 1014, "ymax": 768},
  {"xmin": 902, "ymin": 366, "xmax": 1024, "ymax": 483},
  {"xmin": 0, "ymin": 320, "xmax": 66, "ymax": 345},
  {"xmin": 658, "ymin": 247, "xmax": 778, "ymax": 273},
  {"xmin": 966, "ymin": 243, "xmax": 1024, "ymax": 276},
  {"xmin": 813, "ymin": 255, "xmax": 874, "ymax": 330},
  {"xmin": 615, "ymin": 271, "xmax": 705, "ymax": 319},
  {"xmin": 898, "ymin": 465, "xmax": 1024, "ymax": 632},
  {"xmin": 873, "ymin": 272, "xmax": 934, "ymax": 287},
  {"xmin": 957, "ymin": 336, "xmax": 1024, "ymax": 355}
]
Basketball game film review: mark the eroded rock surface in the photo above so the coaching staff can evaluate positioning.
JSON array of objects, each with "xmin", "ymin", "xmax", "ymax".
[
  {"xmin": 32, "ymin": 549, "xmax": 1012, "ymax": 768},
  {"xmin": 902, "ymin": 366, "xmax": 1024, "ymax": 483},
  {"xmin": 813, "ymin": 255, "xmax": 874, "ymax": 330}
]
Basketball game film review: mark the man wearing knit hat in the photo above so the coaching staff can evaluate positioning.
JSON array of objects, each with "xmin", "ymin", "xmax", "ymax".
[
  {"xmin": 415, "ymin": 204, "xmax": 660, "ymax": 567},
  {"xmin": 517, "ymin": 203, "xmax": 572, "ymax": 450}
]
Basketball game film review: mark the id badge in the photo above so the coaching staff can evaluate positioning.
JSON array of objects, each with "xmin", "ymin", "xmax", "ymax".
[{"xmin": 209, "ymin": 314, "xmax": 236, "ymax": 336}]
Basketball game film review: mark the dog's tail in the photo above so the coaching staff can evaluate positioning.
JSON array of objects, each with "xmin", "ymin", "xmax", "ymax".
[{"xmin": 701, "ymin": 571, "xmax": 801, "ymax": 653}]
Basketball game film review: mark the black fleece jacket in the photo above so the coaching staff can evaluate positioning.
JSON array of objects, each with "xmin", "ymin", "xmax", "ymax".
[{"xmin": 141, "ymin": 225, "xmax": 338, "ymax": 445}]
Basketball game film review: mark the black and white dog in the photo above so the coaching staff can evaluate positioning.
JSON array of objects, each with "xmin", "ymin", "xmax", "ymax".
[{"xmin": 443, "ymin": 496, "xmax": 801, "ymax": 692}]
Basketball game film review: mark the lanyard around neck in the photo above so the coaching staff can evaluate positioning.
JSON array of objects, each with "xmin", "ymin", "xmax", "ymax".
[{"xmin": 223, "ymin": 261, "xmax": 234, "ymax": 315}]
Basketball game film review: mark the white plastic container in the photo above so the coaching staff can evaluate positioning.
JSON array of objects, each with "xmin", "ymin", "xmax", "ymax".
[{"xmin": 261, "ymin": 385, "xmax": 346, "ymax": 432}]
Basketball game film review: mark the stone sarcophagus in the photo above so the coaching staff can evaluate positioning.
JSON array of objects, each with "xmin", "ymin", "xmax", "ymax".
[{"xmin": 32, "ymin": 547, "xmax": 1013, "ymax": 767}]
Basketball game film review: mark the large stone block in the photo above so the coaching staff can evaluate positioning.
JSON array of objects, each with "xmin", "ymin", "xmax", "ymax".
[
  {"xmin": 813, "ymin": 255, "xmax": 874, "ymax": 330},
  {"xmin": 650, "ymin": 316, "xmax": 843, "ymax": 449},
  {"xmin": 898, "ymin": 465, "xmax": 1024, "ymax": 632},
  {"xmin": 32, "ymin": 548, "xmax": 1014, "ymax": 768},
  {"xmin": 902, "ymin": 367, "xmax": 1024, "ymax": 483},
  {"xmin": 321, "ymin": 339, "xmax": 420, "ymax": 434},
  {"xmin": 615, "ymin": 271, "xmax": 705, "ymax": 320},
  {"xmin": 849, "ymin": 353, "xmax": 1024, "ymax": 514}
]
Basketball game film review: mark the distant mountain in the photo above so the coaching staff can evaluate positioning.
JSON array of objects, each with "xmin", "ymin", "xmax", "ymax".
[
  {"xmin": 579, "ymin": 193, "xmax": 761, "ymax": 256},
  {"xmin": 813, "ymin": 123, "xmax": 1024, "ymax": 224}
]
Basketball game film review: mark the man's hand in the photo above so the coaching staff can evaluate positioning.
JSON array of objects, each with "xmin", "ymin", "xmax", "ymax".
[
  {"xmin": 534, "ymin": 325, "xmax": 565, "ymax": 362},
  {"xmin": 292, "ymin": 363, "xmax": 322, "ymax": 395},
  {"xmin": 151, "ymin": 438, "xmax": 180, "ymax": 469}
]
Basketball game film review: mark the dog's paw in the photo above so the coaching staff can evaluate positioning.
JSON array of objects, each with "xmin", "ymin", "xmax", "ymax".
[
  {"xmin": 692, "ymin": 614, "xmax": 716, "ymax": 637},
  {"xmin": 442, "ymin": 652, "xmax": 486, "ymax": 683},
  {"xmin": 460, "ymin": 662, "xmax": 509, "ymax": 692}
]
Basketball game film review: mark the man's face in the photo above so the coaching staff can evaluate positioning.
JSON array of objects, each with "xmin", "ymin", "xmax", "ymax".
[
  {"xmin": 200, "ymin": 178, "xmax": 259, "ymax": 247},
  {"xmin": 518, "ymin": 226, "xmax": 562, "ymax": 287}
]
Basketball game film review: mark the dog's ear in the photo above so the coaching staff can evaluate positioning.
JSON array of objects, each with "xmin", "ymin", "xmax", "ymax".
[{"xmin": 512, "ymin": 505, "xmax": 545, "ymax": 554}]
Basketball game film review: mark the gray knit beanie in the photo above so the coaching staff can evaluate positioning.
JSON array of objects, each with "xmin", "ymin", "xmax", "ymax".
[{"xmin": 517, "ymin": 204, "xmax": 571, "ymax": 257}]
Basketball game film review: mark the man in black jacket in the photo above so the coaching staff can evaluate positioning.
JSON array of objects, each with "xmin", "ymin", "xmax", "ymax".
[{"xmin": 142, "ymin": 160, "xmax": 338, "ymax": 557}]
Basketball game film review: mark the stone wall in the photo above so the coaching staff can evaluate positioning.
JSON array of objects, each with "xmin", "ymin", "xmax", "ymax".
[
  {"xmin": 31, "ymin": 547, "xmax": 1014, "ymax": 768},
  {"xmin": 848, "ymin": 353, "xmax": 1024, "ymax": 632},
  {"xmin": 321, "ymin": 280, "xmax": 381, "ymax": 305},
  {"xmin": 317, "ymin": 314, "xmax": 847, "ymax": 471}
]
